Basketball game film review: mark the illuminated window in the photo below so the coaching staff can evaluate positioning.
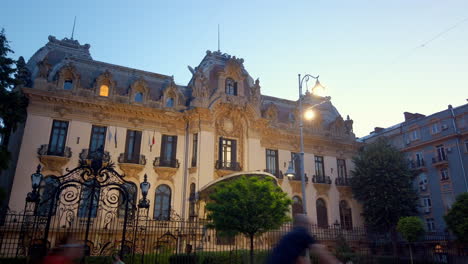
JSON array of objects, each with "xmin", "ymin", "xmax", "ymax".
[
  {"xmin": 134, "ymin": 92, "xmax": 143, "ymax": 103},
  {"xmin": 63, "ymin": 79, "xmax": 73, "ymax": 90},
  {"xmin": 99, "ymin": 84, "xmax": 109, "ymax": 97}
]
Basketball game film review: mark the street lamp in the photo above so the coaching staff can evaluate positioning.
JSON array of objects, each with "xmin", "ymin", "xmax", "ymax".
[
  {"xmin": 138, "ymin": 174, "xmax": 151, "ymax": 208},
  {"xmin": 285, "ymin": 74, "xmax": 330, "ymax": 215},
  {"xmin": 27, "ymin": 164, "xmax": 43, "ymax": 202}
]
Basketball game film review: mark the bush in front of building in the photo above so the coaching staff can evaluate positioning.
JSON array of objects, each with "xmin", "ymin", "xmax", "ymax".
[{"xmin": 444, "ymin": 192, "xmax": 468, "ymax": 243}]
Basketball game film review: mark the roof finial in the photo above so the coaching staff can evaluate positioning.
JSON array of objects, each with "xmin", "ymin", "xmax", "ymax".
[
  {"xmin": 217, "ymin": 24, "xmax": 220, "ymax": 52},
  {"xmin": 71, "ymin": 16, "xmax": 77, "ymax": 40}
]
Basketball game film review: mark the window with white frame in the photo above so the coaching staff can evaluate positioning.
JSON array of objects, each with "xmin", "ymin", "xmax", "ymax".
[
  {"xmin": 409, "ymin": 129, "xmax": 420, "ymax": 141},
  {"xmin": 421, "ymin": 197, "xmax": 432, "ymax": 212},
  {"xmin": 426, "ymin": 218, "xmax": 435, "ymax": 232},
  {"xmin": 440, "ymin": 168, "xmax": 449, "ymax": 181},
  {"xmin": 431, "ymin": 123, "xmax": 440, "ymax": 134}
]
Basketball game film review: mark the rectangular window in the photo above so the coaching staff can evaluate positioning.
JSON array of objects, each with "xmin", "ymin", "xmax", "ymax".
[
  {"xmin": 161, "ymin": 135, "xmax": 178, "ymax": 164},
  {"xmin": 124, "ymin": 130, "xmax": 142, "ymax": 163},
  {"xmin": 422, "ymin": 197, "xmax": 432, "ymax": 208},
  {"xmin": 431, "ymin": 123, "xmax": 440, "ymax": 134},
  {"xmin": 315, "ymin": 156, "xmax": 325, "ymax": 177},
  {"xmin": 89, "ymin": 125, "xmax": 107, "ymax": 154},
  {"xmin": 219, "ymin": 137, "xmax": 237, "ymax": 168},
  {"xmin": 436, "ymin": 145, "xmax": 446, "ymax": 161},
  {"xmin": 426, "ymin": 218, "xmax": 435, "ymax": 232},
  {"xmin": 191, "ymin": 133, "xmax": 198, "ymax": 167},
  {"xmin": 266, "ymin": 149, "xmax": 279, "ymax": 176},
  {"xmin": 440, "ymin": 168, "xmax": 449, "ymax": 181},
  {"xmin": 48, "ymin": 120, "xmax": 69, "ymax": 156},
  {"xmin": 337, "ymin": 159, "xmax": 347, "ymax": 178},
  {"xmin": 410, "ymin": 130, "xmax": 420, "ymax": 141}
]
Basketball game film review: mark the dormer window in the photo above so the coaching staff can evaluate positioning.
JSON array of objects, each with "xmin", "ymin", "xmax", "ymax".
[
  {"xmin": 166, "ymin": 97, "xmax": 174, "ymax": 107},
  {"xmin": 99, "ymin": 84, "xmax": 109, "ymax": 97},
  {"xmin": 63, "ymin": 79, "xmax": 73, "ymax": 90},
  {"xmin": 134, "ymin": 92, "xmax": 143, "ymax": 103},
  {"xmin": 225, "ymin": 78, "xmax": 237, "ymax": 96}
]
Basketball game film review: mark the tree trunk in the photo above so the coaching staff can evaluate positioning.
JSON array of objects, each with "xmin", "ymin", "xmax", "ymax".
[
  {"xmin": 390, "ymin": 228, "xmax": 398, "ymax": 257},
  {"xmin": 409, "ymin": 244, "xmax": 413, "ymax": 264},
  {"xmin": 249, "ymin": 234, "xmax": 254, "ymax": 264}
]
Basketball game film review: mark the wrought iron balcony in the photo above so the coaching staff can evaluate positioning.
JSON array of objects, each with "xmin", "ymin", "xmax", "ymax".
[
  {"xmin": 215, "ymin": 160, "xmax": 241, "ymax": 171},
  {"xmin": 335, "ymin": 177, "xmax": 350, "ymax": 186},
  {"xmin": 288, "ymin": 174, "xmax": 309, "ymax": 182},
  {"xmin": 312, "ymin": 175, "xmax": 332, "ymax": 184},
  {"xmin": 154, "ymin": 157, "xmax": 180, "ymax": 168},
  {"xmin": 409, "ymin": 159, "xmax": 425, "ymax": 170},
  {"xmin": 38, "ymin": 144, "xmax": 72, "ymax": 158},
  {"xmin": 79, "ymin": 149, "xmax": 111, "ymax": 163},
  {"xmin": 118, "ymin": 153, "xmax": 146, "ymax": 165},
  {"xmin": 264, "ymin": 169, "xmax": 283, "ymax": 179},
  {"xmin": 432, "ymin": 156, "xmax": 448, "ymax": 167}
]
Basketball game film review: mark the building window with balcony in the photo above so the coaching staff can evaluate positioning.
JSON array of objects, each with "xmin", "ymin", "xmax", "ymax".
[
  {"xmin": 160, "ymin": 135, "xmax": 178, "ymax": 167},
  {"xmin": 191, "ymin": 133, "xmax": 198, "ymax": 167},
  {"xmin": 217, "ymin": 137, "xmax": 239, "ymax": 170},
  {"xmin": 292, "ymin": 196, "xmax": 303, "ymax": 216},
  {"xmin": 339, "ymin": 200, "xmax": 353, "ymax": 230},
  {"xmin": 337, "ymin": 159, "xmax": 347, "ymax": 179},
  {"xmin": 154, "ymin": 184, "xmax": 171, "ymax": 220},
  {"xmin": 435, "ymin": 145, "xmax": 446, "ymax": 162},
  {"xmin": 315, "ymin": 156, "xmax": 325, "ymax": 177},
  {"xmin": 426, "ymin": 218, "xmax": 435, "ymax": 232},
  {"xmin": 440, "ymin": 168, "xmax": 449, "ymax": 181},
  {"xmin": 48, "ymin": 120, "xmax": 69, "ymax": 156},
  {"xmin": 89, "ymin": 125, "xmax": 107, "ymax": 154},
  {"xmin": 316, "ymin": 198, "xmax": 328, "ymax": 228},
  {"xmin": 225, "ymin": 78, "xmax": 237, "ymax": 96},
  {"xmin": 124, "ymin": 130, "xmax": 142, "ymax": 163},
  {"xmin": 266, "ymin": 149, "xmax": 279, "ymax": 176},
  {"xmin": 78, "ymin": 181, "xmax": 100, "ymax": 218}
]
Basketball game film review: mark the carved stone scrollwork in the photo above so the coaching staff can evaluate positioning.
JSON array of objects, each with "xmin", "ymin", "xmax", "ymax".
[
  {"xmin": 313, "ymin": 183, "xmax": 331, "ymax": 196},
  {"xmin": 37, "ymin": 144, "xmax": 71, "ymax": 174},
  {"xmin": 154, "ymin": 167, "xmax": 178, "ymax": 182},
  {"xmin": 337, "ymin": 186, "xmax": 353, "ymax": 200},
  {"xmin": 118, "ymin": 163, "xmax": 144, "ymax": 181},
  {"xmin": 290, "ymin": 181, "xmax": 302, "ymax": 194}
]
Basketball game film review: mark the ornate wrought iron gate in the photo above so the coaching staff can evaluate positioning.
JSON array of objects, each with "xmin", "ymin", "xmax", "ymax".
[{"xmin": 17, "ymin": 152, "xmax": 144, "ymax": 260}]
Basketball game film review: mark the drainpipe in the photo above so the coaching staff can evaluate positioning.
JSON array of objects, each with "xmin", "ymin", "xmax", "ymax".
[
  {"xmin": 181, "ymin": 122, "xmax": 190, "ymax": 220},
  {"xmin": 448, "ymin": 105, "xmax": 468, "ymax": 192}
]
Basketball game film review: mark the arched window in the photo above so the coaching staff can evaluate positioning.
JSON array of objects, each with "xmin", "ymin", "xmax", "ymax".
[
  {"xmin": 225, "ymin": 78, "xmax": 237, "ymax": 96},
  {"xmin": 189, "ymin": 183, "xmax": 196, "ymax": 221},
  {"xmin": 292, "ymin": 196, "xmax": 303, "ymax": 216},
  {"xmin": 99, "ymin": 84, "xmax": 109, "ymax": 97},
  {"xmin": 316, "ymin": 198, "xmax": 328, "ymax": 228},
  {"xmin": 154, "ymin": 184, "xmax": 171, "ymax": 220},
  {"xmin": 134, "ymin": 92, "xmax": 143, "ymax": 103},
  {"xmin": 166, "ymin": 97, "xmax": 174, "ymax": 107},
  {"xmin": 37, "ymin": 176, "xmax": 60, "ymax": 216},
  {"xmin": 118, "ymin": 182, "xmax": 137, "ymax": 218},
  {"xmin": 339, "ymin": 200, "xmax": 353, "ymax": 230},
  {"xmin": 63, "ymin": 79, "xmax": 73, "ymax": 90}
]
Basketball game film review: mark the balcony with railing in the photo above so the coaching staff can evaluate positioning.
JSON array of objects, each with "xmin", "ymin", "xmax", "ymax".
[
  {"xmin": 118, "ymin": 153, "xmax": 147, "ymax": 180},
  {"xmin": 432, "ymin": 155, "xmax": 448, "ymax": 167},
  {"xmin": 409, "ymin": 159, "xmax": 426, "ymax": 171},
  {"xmin": 335, "ymin": 177, "xmax": 350, "ymax": 186},
  {"xmin": 312, "ymin": 175, "xmax": 332, "ymax": 195},
  {"xmin": 37, "ymin": 144, "xmax": 72, "ymax": 173},
  {"xmin": 153, "ymin": 157, "xmax": 180, "ymax": 181},
  {"xmin": 79, "ymin": 149, "xmax": 111, "ymax": 163},
  {"xmin": 264, "ymin": 169, "xmax": 283, "ymax": 179},
  {"xmin": 214, "ymin": 160, "xmax": 241, "ymax": 178},
  {"xmin": 312, "ymin": 175, "xmax": 332, "ymax": 184}
]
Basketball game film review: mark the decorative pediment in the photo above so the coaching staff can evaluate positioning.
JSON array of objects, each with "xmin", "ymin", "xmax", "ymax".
[
  {"xmin": 131, "ymin": 78, "xmax": 148, "ymax": 94},
  {"xmin": 58, "ymin": 63, "xmax": 80, "ymax": 82},
  {"xmin": 161, "ymin": 80, "xmax": 185, "ymax": 108},
  {"xmin": 223, "ymin": 57, "xmax": 246, "ymax": 81},
  {"xmin": 263, "ymin": 103, "xmax": 278, "ymax": 123}
]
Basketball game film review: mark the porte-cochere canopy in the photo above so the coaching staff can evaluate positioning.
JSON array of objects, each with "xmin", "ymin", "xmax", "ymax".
[{"xmin": 198, "ymin": 171, "xmax": 280, "ymax": 200}]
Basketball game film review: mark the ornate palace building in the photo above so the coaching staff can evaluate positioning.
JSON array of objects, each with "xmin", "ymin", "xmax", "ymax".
[{"xmin": 3, "ymin": 35, "xmax": 362, "ymax": 229}]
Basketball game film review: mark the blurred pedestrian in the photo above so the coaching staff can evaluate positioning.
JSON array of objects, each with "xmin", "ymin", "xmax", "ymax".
[
  {"xmin": 112, "ymin": 253, "xmax": 125, "ymax": 264},
  {"xmin": 267, "ymin": 214, "xmax": 339, "ymax": 264},
  {"xmin": 42, "ymin": 237, "xmax": 84, "ymax": 264}
]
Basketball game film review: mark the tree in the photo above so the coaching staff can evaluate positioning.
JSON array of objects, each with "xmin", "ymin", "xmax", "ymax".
[
  {"xmin": 397, "ymin": 216, "xmax": 425, "ymax": 264},
  {"xmin": 0, "ymin": 29, "xmax": 29, "ymax": 171},
  {"xmin": 444, "ymin": 192, "xmax": 468, "ymax": 243},
  {"xmin": 350, "ymin": 138, "xmax": 418, "ymax": 254},
  {"xmin": 206, "ymin": 176, "xmax": 291, "ymax": 264}
]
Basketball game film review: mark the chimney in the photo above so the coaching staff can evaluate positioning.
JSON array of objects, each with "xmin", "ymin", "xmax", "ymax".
[
  {"xmin": 404, "ymin": 112, "xmax": 425, "ymax": 122},
  {"xmin": 374, "ymin": 127, "xmax": 384, "ymax": 133}
]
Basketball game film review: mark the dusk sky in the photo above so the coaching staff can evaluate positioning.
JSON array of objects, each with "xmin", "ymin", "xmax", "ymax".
[{"xmin": 2, "ymin": 0, "xmax": 467, "ymax": 137}]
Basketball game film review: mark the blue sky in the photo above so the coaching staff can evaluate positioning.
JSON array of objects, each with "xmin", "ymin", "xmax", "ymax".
[{"xmin": 2, "ymin": 0, "xmax": 467, "ymax": 137}]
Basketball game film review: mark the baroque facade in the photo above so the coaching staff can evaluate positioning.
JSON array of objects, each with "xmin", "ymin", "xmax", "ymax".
[
  {"xmin": 361, "ymin": 104, "xmax": 468, "ymax": 232},
  {"xmin": 5, "ymin": 35, "xmax": 362, "ymax": 228}
]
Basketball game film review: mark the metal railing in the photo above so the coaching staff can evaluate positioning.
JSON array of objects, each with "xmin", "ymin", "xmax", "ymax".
[
  {"xmin": 432, "ymin": 155, "xmax": 448, "ymax": 164},
  {"xmin": 153, "ymin": 157, "xmax": 180, "ymax": 168},
  {"xmin": 37, "ymin": 144, "xmax": 72, "ymax": 158},
  {"xmin": 335, "ymin": 177, "xmax": 350, "ymax": 186},
  {"xmin": 264, "ymin": 169, "xmax": 283, "ymax": 179},
  {"xmin": 118, "ymin": 153, "xmax": 147, "ymax": 165},
  {"xmin": 312, "ymin": 175, "xmax": 332, "ymax": 184},
  {"xmin": 215, "ymin": 160, "xmax": 241, "ymax": 171}
]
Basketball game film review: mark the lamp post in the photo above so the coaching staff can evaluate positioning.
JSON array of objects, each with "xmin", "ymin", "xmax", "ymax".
[
  {"xmin": 285, "ymin": 74, "xmax": 329, "ymax": 215},
  {"xmin": 138, "ymin": 174, "xmax": 151, "ymax": 208},
  {"xmin": 26, "ymin": 164, "xmax": 43, "ymax": 202}
]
